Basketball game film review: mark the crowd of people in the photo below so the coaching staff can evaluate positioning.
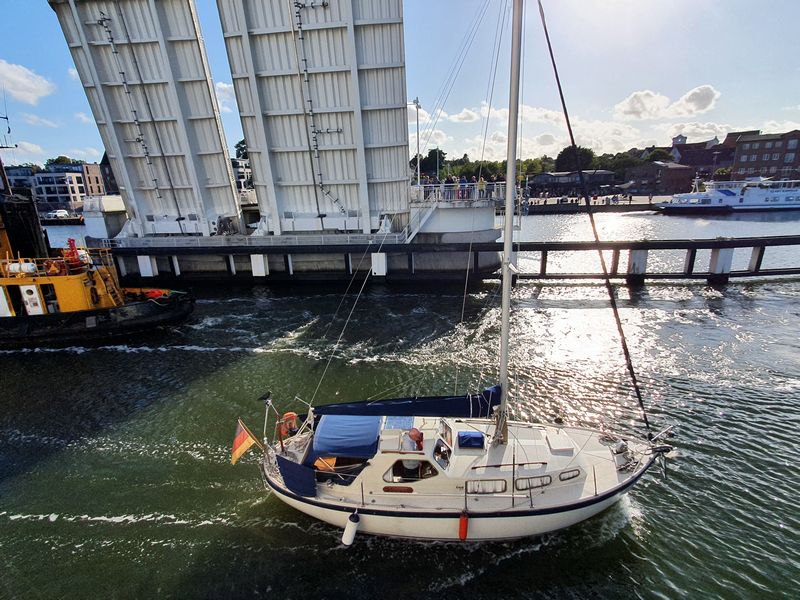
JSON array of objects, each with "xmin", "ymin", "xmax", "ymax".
[{"xmin": 416, "ymin": 174, "xmax": 508, "ymax": 200}]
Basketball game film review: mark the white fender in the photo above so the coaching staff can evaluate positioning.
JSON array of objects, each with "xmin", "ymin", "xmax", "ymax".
[{"xmin": 341, "ymin": 512, "xmax": 360, "ymax": 546}]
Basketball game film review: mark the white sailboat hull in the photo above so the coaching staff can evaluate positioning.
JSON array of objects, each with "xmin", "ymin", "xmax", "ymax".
[
  {"xmin": 262, "ymin": 452, "xmax": 656, "ymax": 542},
  {"xmin": 270, "ymin": 487, "xmax": 626, "ymax": 541}
]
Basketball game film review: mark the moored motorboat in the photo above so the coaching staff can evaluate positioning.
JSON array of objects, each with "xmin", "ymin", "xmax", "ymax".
[{"xmin": 656, "ymin": 177, "xmax": 800, "ymax": 214}]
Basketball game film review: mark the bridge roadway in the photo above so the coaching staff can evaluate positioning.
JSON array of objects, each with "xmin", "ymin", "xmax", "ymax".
[{"xmin": 107, "ymin": 234, "xmax": 800, "ymax": 285}]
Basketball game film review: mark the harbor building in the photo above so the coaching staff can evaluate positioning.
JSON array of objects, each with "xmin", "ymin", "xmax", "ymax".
[
  {"xmin": 731, "ymin": 130, "xmax": 800, "ymax": 179},
  {"xmin": 49, "ymin": 0, "xmax": 499, "ymax": 282},
  {"xmin": 624, "ymin": 161, "xmax": 693, "ymax": 195},
  {"xmin": 34, "ymin": 163, "xmax": 106, "ymax": 212}
]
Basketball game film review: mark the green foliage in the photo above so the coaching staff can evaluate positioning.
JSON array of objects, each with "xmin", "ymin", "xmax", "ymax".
[
  {"xmin": 45, "ymin": 155, "xmax": 81, "ymax": 166},
  {"xmin": 593, "ymin": 152, "xmax": 644, "ymax": 179},
  {"xmin": 646, "ymin": 149, "xmax": 673, "ymax": 162},
  {"xmin": 554, "ymin": 146, "xmax": 595, "ymax": 171},
  {"xmin": 235, "ymin": 139, "xmax": 248, "ymax": 160},
  {"xmin": 713, "ymin": 167, "xmax": 731, "ymax": 181},
  {"xmin": 419, "ymin": 148, "xmax": 446, "ymax": 173}
]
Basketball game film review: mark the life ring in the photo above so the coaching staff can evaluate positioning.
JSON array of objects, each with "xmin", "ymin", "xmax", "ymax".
[
  {"xmin": 279, "ymin": 412, "xmax": 300, "ymax": 438},
  {"xmin": 89, "ymin": 286, "xmax": 100, "ymax": 305}
]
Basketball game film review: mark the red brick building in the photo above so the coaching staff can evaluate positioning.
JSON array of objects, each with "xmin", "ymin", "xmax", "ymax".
[
  {"xmin": 731, "ymin": 130, "xmax": 800, "ymax": 180},
  {"xmin": 624, "ymin": 161, "xmax": 693, "ymax": 195}
]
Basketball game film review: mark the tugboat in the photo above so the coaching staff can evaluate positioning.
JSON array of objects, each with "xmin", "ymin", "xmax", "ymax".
[{"xmin": 0, "ymin": 193, "xmax": 193, "ymax": 348}]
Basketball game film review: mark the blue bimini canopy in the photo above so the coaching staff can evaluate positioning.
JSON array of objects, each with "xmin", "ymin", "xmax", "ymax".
[
  {"xmin": 313, "ymin": 385, "xmax": 501, "ymax": 418},
  {"xmin": 304, "ymin": 415, "xmax": 382, "ymax": 466}
]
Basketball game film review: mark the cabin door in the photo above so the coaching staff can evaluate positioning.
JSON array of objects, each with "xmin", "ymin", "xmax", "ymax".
[
  {"xmin": 19, "ymin": 285, "xmax": 46, "ymax": 315},
  {"xmin": 0, "ymin": 287, "xmax": 14, "ymax": 317}
]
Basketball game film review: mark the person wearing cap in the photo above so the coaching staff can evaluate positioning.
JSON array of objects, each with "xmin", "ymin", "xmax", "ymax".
[{"xmin": 401, "ymin": 428, "xmax": 423, "ymax": 479}]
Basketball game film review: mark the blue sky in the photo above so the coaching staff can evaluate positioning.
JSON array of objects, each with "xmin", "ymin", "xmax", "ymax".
[{"xmin": 2, "ymin": 0, "xmax": 800, "ymax": 167}]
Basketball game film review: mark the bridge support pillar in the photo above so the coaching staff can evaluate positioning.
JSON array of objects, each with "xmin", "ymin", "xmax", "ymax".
[
  {"xmin": 170, "ymin": 256, "xmax": 181, "ymax": 276},
  {"xmin": 251, "ymin": 254, "xmax": 269, "ymax": 277},
  {"xmin": 137, "ymin": 255, "xmax": 158, "ymax": 278},
  {"xmin": 708, "ymin": 248, "xmax": 733, "ymax": 284},
  {"xmin": 371, "ymin": 252, "xmax": 387, "ymax": 276},
  {"xmin": 626, "ymin": 249, "xmax": 648, "ymax": 285}
]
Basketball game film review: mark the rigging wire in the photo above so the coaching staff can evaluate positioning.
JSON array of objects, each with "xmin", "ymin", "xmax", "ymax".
[
  {"xmin": 419, "ymin": 1, "xmax": 491, "ymax": 154},
  {"xmin": 453, "ymin": 1, "xmax": 509, "ymax": 396},
  {"xmin": 308, "ymin": 219, "xmax": 400, "ymax": 406},
  {"xmin": 536, "ymin": 0, "xmax": 653, "ymax": 437}
]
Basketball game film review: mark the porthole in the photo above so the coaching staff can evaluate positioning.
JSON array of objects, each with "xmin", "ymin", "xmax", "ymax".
[
  {"xmin": 559, "ymin": 469, "xmax": 581, "ymax": 482},
  {"xmin": 514, "ymin": 475, "xmax": 552, "ymax": 491}
]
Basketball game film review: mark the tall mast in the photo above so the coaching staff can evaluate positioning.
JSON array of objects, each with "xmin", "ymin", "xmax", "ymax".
[{"xmin": 498, "ymin": 0, "xmax": 524, "ymax": 443}]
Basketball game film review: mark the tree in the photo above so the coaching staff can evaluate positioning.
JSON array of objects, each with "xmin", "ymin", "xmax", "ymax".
[
  {"xmin": 45, "ymin": 155, "xmax": 81, "ymax": 166},
  {"xmin": 235, "ymin": 139, "xmax": 248, "ymax": 160},
  {"xmin": 419, "ymin": 148, "xmax": 446, "ymax": 174},
  {"xmin": 554, "ymin": 146, "xmax": 594, "ymax": 172},
  {"xmin": 646, "ymin": 149, "xmax": 673, "ymax": 162},
  {"xmin": 713, "ymin": 167, "xmax": 731, "ymax": 181}
]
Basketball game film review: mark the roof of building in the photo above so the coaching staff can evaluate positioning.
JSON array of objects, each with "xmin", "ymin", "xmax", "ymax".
[
  {"xmin": 738, "ymin": 129, "xmax": 800, "ymax": 143},
  {"xmin": 721, "ymin": 130, "xmax": 760, "ymax": 147},
  {"xmin": 633, "ymin": 161, "xmax": 693, "ymax": 170},
  {"xmin": 675, "ymin": 146, "xmax": 735, "ymax": 167}
]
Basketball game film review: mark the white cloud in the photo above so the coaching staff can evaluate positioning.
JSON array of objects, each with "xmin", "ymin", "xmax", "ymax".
[
  {"xmin": 535, "ymin": 133, "xmax": 557, "ymax": 146},
  {"xmin": 614, "ymin": 85, "xmax": 721, "ymax": 120},
  {"xmin": 782, "ymin": 105, "xmax": 800, "ymax": 111},
  {"xmin": 489, "ymin": 131, "xmax": 507, "ymax": 145},
  {"xmin": 614, "ymin": 90, "xmax": 670, "ymax": 120},
  {"xmin": 21, "ymin": 113, "xmax": 59, "ymax": 128},
  {"xmin": 74, "ymin": 112, "xmax": 93, "ymax": 124},
  {"xmin": 480, "ymin": 102, "xmax": 563, "ymax": 126},
  {"xmin": 67, "ymin": 147, "xmax": 102, "ymax": 160},
  {"xmin": 16, "ymin": 141, "xmax": 45, "ymax": 155},
  {"xmin": 68, "ymin": 67, "xmax": 80, "ymax": 81},
  {"xmin": 762, "ymin": 119, "xmax": 800, "ymax": 133},
  {"xmin": 0, "ymin": 59, "xmax": 56, "ymax": 105},
  {"xmin": 447, "ymin": 108, "xmax": 479, "ymax": 123},
  {"xmin": 659, "ymin": 121, "xmax": 735, "ymax": 140},
  {"xmin": 666, "ymin": 85, "xmax": 721, "ymax": 117},
  {"xmin": 214, "ymin": 82, "xmax": 236, "ymax": 114}
]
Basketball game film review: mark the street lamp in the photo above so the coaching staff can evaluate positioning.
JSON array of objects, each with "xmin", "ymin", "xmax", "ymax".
[{"xmin": 410, "ymin": 97, "xmax": 421, "ymax": 186}]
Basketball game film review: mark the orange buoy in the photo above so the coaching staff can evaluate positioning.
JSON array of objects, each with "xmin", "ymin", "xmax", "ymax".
[{"xmin": 459, "ymin": 510, "xmax": 469, "ymax": 541}]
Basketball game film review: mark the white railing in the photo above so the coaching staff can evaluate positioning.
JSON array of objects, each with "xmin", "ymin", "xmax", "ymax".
[
  {"xmin": 102, "ymin": 231, "xmax": 408, "ymax": 249},
  {"xmin": 411, "ymin": 182, "xmax": 510, "ymax": 202}
]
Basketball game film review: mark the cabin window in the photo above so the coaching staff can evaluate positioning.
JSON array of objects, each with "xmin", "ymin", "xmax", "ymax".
[
  {"xmin": 384, "ymin": 460, "xmax": 439, "ymax": 483},
  {"xmin": 559, "ymin": 469, "xmax": 581, "ymax": 482},
  {"xmin": 433, "ymin": 439, "xmax": 452, "ymax": 469},
  {"xmin": 515, "ymin": 475, "xmax": 552, "ymax": 491},
  {"xmin": 40, "ymin": 284, "xmax": 58, "ymax": 313},
  {"xmin": 466, "ymin": 479, "xmax": 506, "ymax": 494}
]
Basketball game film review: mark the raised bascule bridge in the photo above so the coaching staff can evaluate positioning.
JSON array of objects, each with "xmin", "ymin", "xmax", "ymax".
[
  {"xmin": 49, "ymin": 0, "xmax": 800, "ymax": 286},
  {"xmin": 48, "ymin": 0, "xmax": 500, "ymax": 283}
]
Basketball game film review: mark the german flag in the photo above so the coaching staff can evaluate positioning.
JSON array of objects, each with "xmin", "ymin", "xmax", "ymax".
[{"xmin": 231, "ymin": 418, "xmax": 263, "ymax": 465}]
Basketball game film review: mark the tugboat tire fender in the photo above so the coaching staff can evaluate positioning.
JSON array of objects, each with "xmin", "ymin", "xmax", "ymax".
[{"xmin": 89, "ymin": 286, "xmax": 100, "ymax": 305}]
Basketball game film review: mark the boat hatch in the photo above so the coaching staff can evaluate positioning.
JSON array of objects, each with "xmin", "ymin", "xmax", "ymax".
[
  {"xmin": 546, "ymin": 431, "xmax": 574, "ymax": 454},
  {"xmin": 457, "ymin": 431, "xmax": 484, "ymax": 449}
]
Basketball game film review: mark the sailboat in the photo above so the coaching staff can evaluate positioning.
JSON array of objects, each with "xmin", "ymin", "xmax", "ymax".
[{"xmin": 251, "ymin": 0, "xmax": 671, "ymax": 543}]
